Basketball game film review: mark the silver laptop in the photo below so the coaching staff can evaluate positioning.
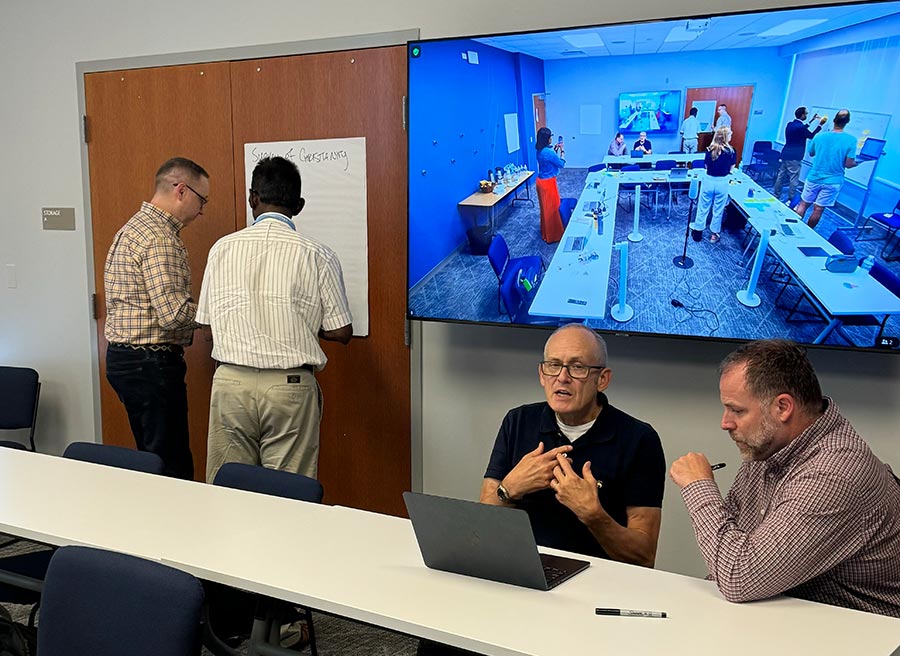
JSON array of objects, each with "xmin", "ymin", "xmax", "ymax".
[{"xmin": 403, "ymin": 491, "xmax": 590, "ymax": 590}]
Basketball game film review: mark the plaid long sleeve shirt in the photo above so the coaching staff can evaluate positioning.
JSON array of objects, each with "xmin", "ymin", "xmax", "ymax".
[
  {"xmin": 682, "ymin": 398, "xmax": 900, "ymax": 617},
  {"xmin": 104, "ymin": 202, "xmax": 197, "ymax": 346}
]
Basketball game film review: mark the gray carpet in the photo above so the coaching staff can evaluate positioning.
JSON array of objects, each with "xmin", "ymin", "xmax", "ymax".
[{"xmin": 0, "ymin": 535, "xmax": 418, "ymax": 655}]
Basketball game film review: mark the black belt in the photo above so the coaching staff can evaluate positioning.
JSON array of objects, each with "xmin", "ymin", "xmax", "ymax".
[{"xmin": 110, "ymin": 343, "xmax": 184, "ymax": 354}]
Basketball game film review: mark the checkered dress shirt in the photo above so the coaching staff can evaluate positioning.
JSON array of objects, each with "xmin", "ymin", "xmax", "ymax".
[
  {"xmin": 682, "ymin": 398, "xmax": 900, "ymax": 617},
  {"xmin": 104, "ymin": 202, "xmax": 197, "ymax": 346}
]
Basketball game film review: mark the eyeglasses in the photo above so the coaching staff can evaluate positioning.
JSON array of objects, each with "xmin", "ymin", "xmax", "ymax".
[
  {"xmin": 539, "ymin": 361, "xmax": 605, "ymax": 379},
  {"xmin": 174, "ymin": 182, "xmax": 208, "ymax": 209}
]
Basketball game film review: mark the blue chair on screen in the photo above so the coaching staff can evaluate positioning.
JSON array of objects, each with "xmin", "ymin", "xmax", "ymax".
[
  {"xmin": 689, "ymin": 158, "xmax": 705, "ymax": 170},
  {"xmin": 488, "ymin": 234, "xmax": 544, "ymax": 316},
  {"xmin": 499, "ymin": 269, "xmax": 556, "ymax": 326},
  {"xmin": 0, "ymin": 366, "xmax": 41, "ymax": 452},
  {"xmin": 38, "ymin": 546, "xmax": 204, "ymax": 656},
  {"xmin": 206, "ymin": 463, "xmax": 322, "ymax": 656},
  {"xmin": 618, "ymin": 164, "xmax": 643, "ymax": 210},
  {"xmin": 827, "ymin": 230, "xmax": 855, "ymax": 256},
  {"xmin": 856, "ymin": 199, "xmax": 900, "ymax": 260},
  {"xmin": 62, "ymin": 441, "xmax": 165, "ymax": 474},
  {"xmin": 559, "ymin": 197, "xmax": 578, "ymax": 228},
  {"xmin": 587, "ymin": 163, "xmax": 606, "ymax": 173}
]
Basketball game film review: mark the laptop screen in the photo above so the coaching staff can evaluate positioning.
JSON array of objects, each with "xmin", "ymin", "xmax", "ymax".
[{"xmin": 859, "ymin": 137, "xmax": 885, "ymax": 160}]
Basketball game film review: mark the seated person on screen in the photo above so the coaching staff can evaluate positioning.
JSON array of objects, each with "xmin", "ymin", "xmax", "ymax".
[
  {"xmin": 608, "ymin": 132, "xmax": 628, "ymax": 157},
  {"xmin": 632, "ymin": 131, "xmax": 652, "ymax": 155},
  {"xmin": 482, "ymin": 324, "xmax": 665, "ymax": 566},
  {"xmin": 671, "ymin": 339, "xmax": 900, "ymax": 618}
]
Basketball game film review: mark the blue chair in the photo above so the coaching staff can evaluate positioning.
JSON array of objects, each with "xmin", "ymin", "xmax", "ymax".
[
  {"xmin": 207, "ymin": 463, "xmax": 322, "ymax": 656},
  {"xmin": 618, "ymin": 164, "xmax": 644, "ymax": 210},
  {"xmin": 488, "ymin": 235, "xmax": 544, "ymax": 316},
  {"xmin": 559, "ymin": 197, "xmax": 577, "ymax": 228},
  {"xmin": 856, "ymin": 199, "xmax": 900, "ymax": 260},
  {"xmin": 587, "ymin": 163, "xmax": 606, "ymax": 173},
  {"xmin": 690, "ymin": 158, "xmax": 705, "ymax": 169},
  {"xmin": 498, "ymin": 268, "xmax": 556, "ymax": 325},
  {"xmin": 62, "ymin": 441, "xmax": 165, "ymax": 475},
  {"xmin": 0, "ymin": 366, "xmax": 40, "ymax": 452},
  {"xmin": 654, "ymin": 160, "xmax": 677, "ymax": 171},
  {"xmin": 38, "ymin": 546, "xmax": 204, "ymax": 656},
  {"xmin": 0, "ymin": 440, "xmax": 27, "ymax": 450},
  {"xmin": 827, "ymin": 230, "xmax": 855, "ymax": 256}
]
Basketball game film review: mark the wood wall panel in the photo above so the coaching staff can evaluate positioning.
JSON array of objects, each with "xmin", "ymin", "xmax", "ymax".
[
  {"xmin": 85, "ymin": 63, "xmax": 236, "ymax": 480},
  {"xmin": 685, "ymin": 85, "xmax": 755, "ymax": 165}
]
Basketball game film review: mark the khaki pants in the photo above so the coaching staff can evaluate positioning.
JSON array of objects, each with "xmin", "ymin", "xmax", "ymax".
[{"xmin": 206, "ymin": 364, "xmax": 322, "ymax": 483}]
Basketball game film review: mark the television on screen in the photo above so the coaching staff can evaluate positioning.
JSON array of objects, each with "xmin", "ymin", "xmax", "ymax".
[
  {"xmin": 618, "ymin": 91, "xmax": 682, "ymax": 133},
  {"xmin": 407, "ymin": 0, "xmax": 900, "ymax": 353}
]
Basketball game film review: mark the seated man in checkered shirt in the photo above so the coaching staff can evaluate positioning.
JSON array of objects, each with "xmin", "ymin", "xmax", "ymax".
[{"xmin": 671, "ymin": 339, "xmax": 900, "ymax": 618}]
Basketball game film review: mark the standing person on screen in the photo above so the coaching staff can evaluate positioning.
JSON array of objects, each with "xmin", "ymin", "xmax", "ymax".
[
  {"xmin": 535, "ymin": 126, "xmax": 565, "ymax": 243},
  {"xmin": 680, "ymin": 107, "xmax": 701, "ymax": 154},
  {"xmin": 773, "ymin": 106, "xmax": 827, "ymax": 204},
  {"xmin": 671, "ymin": 339, "xmax": 900, "ymax": 618},
  {"xmin": 482, "ymin": 324, "xmax": 666, "ymax": 565},
  {"xmin": 633, "ymin": 131, "xmax": 653, "ymax": 155},
  {"xmin": 608, "ymin": 132, "xmax": 628, "ymax": 157},
  {"xmin": 794, "ymin": 109, "xmax": 859, "ymax": 230},
  {"xmin": 197, "ymin": 156, "xmax": 352, "ymax": 483},
  {"xmin": 690, "ymin": 126, "xmax": 735, "ymax": 243},
  {"xmin": 715, "ymin": 103, "xmax": 732, "ymax": 129},
  {"xmin": 104, "ymin": 157, "xmax": 209, "ymax": 479}
]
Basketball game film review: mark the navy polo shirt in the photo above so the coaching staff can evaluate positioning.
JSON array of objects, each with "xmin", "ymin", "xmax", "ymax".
[
  {"xmin": 484, "ymin": 393, "xmax": 665, "ymax": 559},
  {"xmin": 705, "ymin": 148, "xmax": 735, "ymax": 177}
]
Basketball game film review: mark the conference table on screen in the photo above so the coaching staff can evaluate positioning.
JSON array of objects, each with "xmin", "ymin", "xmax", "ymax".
[
  {"xmin": 603, "ymin": 152, "xmax": 701, "ymax": 168},
  {"xmin": 530, "ymin": 167, "xmax": 900, "ymax": 343},
  {"xmin": 458, "ymin": 170, "xmax": 535, "ymax": 235},
  {"xmin": 1, "ymin": 450, "xmax": 899, "ymax": 655}
]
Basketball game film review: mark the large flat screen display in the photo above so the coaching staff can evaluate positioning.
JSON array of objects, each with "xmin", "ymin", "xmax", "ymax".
[{"xmin": 407, "ymin": 1, "xmax": 900, "ymax": 352}]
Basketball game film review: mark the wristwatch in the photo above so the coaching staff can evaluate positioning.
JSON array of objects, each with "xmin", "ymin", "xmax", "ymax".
[{"xmin": 496, "ymin": 482, "xmax": 513, "ymax": 504}]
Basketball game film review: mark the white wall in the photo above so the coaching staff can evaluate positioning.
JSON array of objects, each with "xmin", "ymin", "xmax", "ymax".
[{"xmin": 1, "ymin": 0, "xmax": 898, "ymax": 578}]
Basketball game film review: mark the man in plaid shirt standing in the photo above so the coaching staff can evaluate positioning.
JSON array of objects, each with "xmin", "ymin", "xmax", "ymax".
[
  {"xmin": 104, "ymin": 157, "xmax": 209, "ymax": 479},
  {"xmin": 671, "ymin": 339, "xmax": 900, "ymax": 617}
]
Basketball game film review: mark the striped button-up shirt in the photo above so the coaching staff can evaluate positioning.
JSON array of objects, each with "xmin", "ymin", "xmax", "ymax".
[
  {"xmin": 682, "ymin": 398, "xmax": 900, "ymax": 617},
  {"xmin": 104, "ymin": 202, "xmax": 197, "ymax": 346},
  {"xmin": 196, "ymin": 216, "xmax": 352, "ymax": 370}
]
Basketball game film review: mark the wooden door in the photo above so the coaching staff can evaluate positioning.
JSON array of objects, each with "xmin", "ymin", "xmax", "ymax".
[
  {"xmin": 685, "ymin": 85, "xmax": 754, "ymax": 165},
  {"xmin": 85, "ymin": 63, "xmax": 237, "ymax": 481},
  {"xmin": 533, "ymin": 95, "xmax": 546, "ymax": 135},
  {"xmin": 229, "ymin": 47, "xmax": 410, "ymax": 515}
]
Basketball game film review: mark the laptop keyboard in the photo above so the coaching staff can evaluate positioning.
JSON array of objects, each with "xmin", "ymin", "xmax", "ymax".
[{"xmin": 543, "ymin": 564, "xmax": 567, "ymax": 585}]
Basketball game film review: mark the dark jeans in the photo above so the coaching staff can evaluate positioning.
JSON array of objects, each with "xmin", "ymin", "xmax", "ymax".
[{"xmin": 106, "ymin": 344, "xmax": 194, "ymax": 479}]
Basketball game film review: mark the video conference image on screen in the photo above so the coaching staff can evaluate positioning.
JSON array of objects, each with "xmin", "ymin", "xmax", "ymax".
[{"xmin": 407, "ymin": 0, "xmax": 900, "ymax": 352}]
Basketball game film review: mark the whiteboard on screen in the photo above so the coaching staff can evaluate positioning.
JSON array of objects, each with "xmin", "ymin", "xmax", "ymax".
[
  {"xmin": 244, "ymin": 137, "xmax": 369, "ymax": 336},
  {"xmin": 806, "ymin": 107, "xmax": 891, "ymax": 187}
]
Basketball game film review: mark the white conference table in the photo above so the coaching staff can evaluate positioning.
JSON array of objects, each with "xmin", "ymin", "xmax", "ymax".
[
  {"xmin": 603, "ymin": 152, "xmax": 700, "ymax": 168},
  {"xmin": 727, "ymin": 171, "xmax": 900, "ymax": 343},
  {"xmin": 1, "ymin": 450, "xmax": 899, "ymax": 656},
  {"xmin": 530, "ymin": 168, "xmax": 687, "ymax": 320}
]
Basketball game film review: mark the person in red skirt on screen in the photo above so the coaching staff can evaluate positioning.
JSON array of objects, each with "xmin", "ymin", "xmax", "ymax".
[{"xmin": 535, "ymin": 126, "xmax": 565, "ymax": 243}]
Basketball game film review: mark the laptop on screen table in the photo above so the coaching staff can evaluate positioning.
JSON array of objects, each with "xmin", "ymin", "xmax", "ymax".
[
  {"xmin": 857, "ymin": 137, "xmax": 886, "ymax": 162},
  {"xmin": 403, "ymin": 491, "xmax": 590, "ymax": 591}
]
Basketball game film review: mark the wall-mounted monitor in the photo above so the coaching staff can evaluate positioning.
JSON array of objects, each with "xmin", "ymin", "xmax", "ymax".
[
  {"xmin": 407, "ymin": 0, "xmax": 900, "ymax": 352},
  {"xmin": 618, "ymin": 91, "xmax": 682, "ymax": 133}
]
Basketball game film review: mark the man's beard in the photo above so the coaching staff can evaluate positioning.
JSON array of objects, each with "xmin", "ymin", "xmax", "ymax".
[{"xmin": 731, "ymin": 411, "xmax": 778, "ymax": 461}]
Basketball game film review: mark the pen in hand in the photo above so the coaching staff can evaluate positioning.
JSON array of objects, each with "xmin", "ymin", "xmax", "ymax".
[
  {"xmin": 596, "ymin": 608, "xmax": 667, "ymax": 618},
  {"xmin": 711, "ymin": 462, "xmax": 727, "ymax": 471}
]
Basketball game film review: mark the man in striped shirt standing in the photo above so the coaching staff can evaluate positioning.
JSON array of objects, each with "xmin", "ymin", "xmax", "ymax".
[
  {"xmin": 670, "ymin": 339, "xmax": 900, "ymax": 617},
  {"xmin": 104, "ymin": 157, "xmax": 209, "ymax": 479},
  {"xmin": 198, "ymin": 156, "xmax": 352, "ymax": 483}
]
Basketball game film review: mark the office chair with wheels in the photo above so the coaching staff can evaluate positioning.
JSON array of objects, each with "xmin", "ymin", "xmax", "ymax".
[
  {"xmin": 0, "ymin": 366, "xmax": 41, "ymax": 452},
  {"xmin": 38, "ymin": 546, "xmax": 204, "ymax": 656},
  {"xmin": 206, "ymin": 463, "xmax": 323, "ymax": 656},
  {"xmin": 487, "ymin": 235, "xmax": 544, "ymax": 316},
  {"xmin": 62, "ymin": 441, "xmax": 165, "ymax": 474}
]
